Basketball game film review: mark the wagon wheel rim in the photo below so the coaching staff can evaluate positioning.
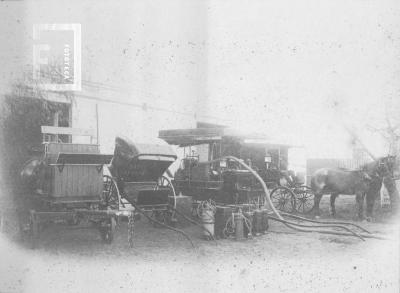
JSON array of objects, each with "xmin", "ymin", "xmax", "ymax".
[
  {"xmin": 102, "ymin": 175, "xmax": 121, "ymax": 210},
  {"xmin": 157, "ymin": 175, "xmax": 177, "ymax": 207},
  {"xmin": 270, "ymin": 187, "xmax": 296, "ymax": 213},
  {"xmin": 294, "ymin": 186, "xmax": 315, "ymax": 214}
]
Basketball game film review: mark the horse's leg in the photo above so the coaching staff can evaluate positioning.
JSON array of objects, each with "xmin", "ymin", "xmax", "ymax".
[
  {"xmin": 356, "ymin": 192, "xmax": 365, "ymax": 220},
  {"xmin": 330, "ymin": 193, "xmax": 339, "ymax": 217},
  {"xmin": 312, "ymin": 193, "xmax": 323, "ymax": 217}
]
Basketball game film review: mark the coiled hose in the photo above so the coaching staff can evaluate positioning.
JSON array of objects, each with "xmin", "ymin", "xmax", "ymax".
[{"xmin": 198, "ymin": 156, "xmax": 384, "ymax": 241}]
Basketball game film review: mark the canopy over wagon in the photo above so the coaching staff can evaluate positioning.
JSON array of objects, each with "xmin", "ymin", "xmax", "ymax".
[
  {"xmin": 110, "ymin": 136, "xmax": 176, "ymax": 181},
  {"xmin": 159, "ymin": 125, "xmax": 294, "ymax": 172}
]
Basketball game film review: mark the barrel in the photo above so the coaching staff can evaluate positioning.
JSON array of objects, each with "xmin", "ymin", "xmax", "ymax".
[
  {"xmin": 201, "ymin": 207, "xmax": 215, "ymax": 239},
  {"xmin": 234, "ymin": 212, "xmax": 245, "ymax": 241},
  {"xmin": 215, "ymin": 206, "xmax": 234, "ymax": 239}
]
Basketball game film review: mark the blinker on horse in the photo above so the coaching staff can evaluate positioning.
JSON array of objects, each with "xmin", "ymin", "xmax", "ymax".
[{"xmin": 310, "ymin": 156, "xmax": 396, "ymax": 220}]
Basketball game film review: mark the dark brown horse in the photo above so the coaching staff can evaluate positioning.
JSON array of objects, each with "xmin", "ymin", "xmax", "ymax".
[{"xmin": 310, "ymin": 156, "xmax": 396, "ymax": 220}]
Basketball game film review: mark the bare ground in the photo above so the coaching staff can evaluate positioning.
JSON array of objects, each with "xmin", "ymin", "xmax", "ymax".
[{"xmin": 0, "ymin": 195, "xmax": 399, "ymax": 293}]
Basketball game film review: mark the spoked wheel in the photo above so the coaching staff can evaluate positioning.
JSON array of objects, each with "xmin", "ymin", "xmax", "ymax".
[
  {"xmin": 102, "ymin": 175, "xmax": 122, "ymax": 210},
  {"xmin": 157, "ymin": 175, "xmax": 177, "ymax": 214},
  {"xmin": 270, "ymin": 186, "xmax": 296, "ymax": 213},
  {"xmin": 157, "ymin": 176, "xmax": 176, "ymax": 197},
  {"xmin": 293, "ymin": 185, "xmax": 315, "ymax": 214}
]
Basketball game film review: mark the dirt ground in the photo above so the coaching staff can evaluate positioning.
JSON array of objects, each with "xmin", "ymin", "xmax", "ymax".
[{"xmin": 0, "ymin": 195, "xmax": 399, "ymax": 293}]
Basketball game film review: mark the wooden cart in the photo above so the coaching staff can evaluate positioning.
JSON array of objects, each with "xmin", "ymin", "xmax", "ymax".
[
  {"xmin": 24, "ymin": 126, "xmax": 122, "ymax": 248},
  {"xmin": 107, "ymin": 136, "xmax": 177, "ymax": 221}
]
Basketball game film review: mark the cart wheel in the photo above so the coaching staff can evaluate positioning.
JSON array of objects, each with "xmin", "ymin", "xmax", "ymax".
[
  {"xmin": 157, "ymin": 176, "xmax": 176, "ymax": 197},
  {"xmin": 270, "ymin": 186, "xmax": 296, "ymax": 213},
  {"xmin": 293, "ymin": 185, "xmax": 315, "ymax": 214},
  {"xmin": 100, "ymin": 217, "xmax": 116, "ymax": 244},
  {"xmin": 102, "ymin": 175, "xmax": 122, "ymax": 210}
]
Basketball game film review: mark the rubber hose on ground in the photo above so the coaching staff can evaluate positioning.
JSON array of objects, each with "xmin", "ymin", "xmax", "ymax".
[
  {"xmin": 199, "ymin": 156, "xmax": 379, "ymax": 241},
  {"xmin": 172, "ymin": 207, "xmax": 217, "ymax": 243},
  {"xmin": 133, "ymin": 205, "xmax": 195, "ymax": 248},
  {"xmin": 279, "ymin": 211, "xmax": 371, "ymax": 234}
]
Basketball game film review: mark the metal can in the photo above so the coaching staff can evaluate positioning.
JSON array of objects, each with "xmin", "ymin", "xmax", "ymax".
[
  {"xmin": 201, "ymin": 207, "xmax": 215, "ymax": 239},
  {"xmin": 243, "ymin": 211, "xmax": 254, "ymax": 238},
  {"xmin": 234, "ymin": 212, "xmax": 245, "ymax": 241}
]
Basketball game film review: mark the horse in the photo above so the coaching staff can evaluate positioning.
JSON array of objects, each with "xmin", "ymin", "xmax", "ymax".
[{"xmin": 310, "ymin": 156, "xmax": 396, "ymax": 220}]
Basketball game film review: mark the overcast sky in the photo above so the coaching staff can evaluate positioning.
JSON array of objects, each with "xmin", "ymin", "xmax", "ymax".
[{"xmin": 1, "ymin": 0, "xmax": 399, "ymax": 158}]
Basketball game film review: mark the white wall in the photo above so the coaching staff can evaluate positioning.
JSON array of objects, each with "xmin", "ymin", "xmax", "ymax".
[
  {"xmin": 71, "ymin": 95, "xmax": 196, "ymax": 153},
  {"xmin": 1, "ymin": 0, "xmax": 400, "ymax": 160}
]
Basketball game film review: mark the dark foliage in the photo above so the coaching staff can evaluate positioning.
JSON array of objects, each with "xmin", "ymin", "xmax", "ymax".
[{"xmin": 0, "ymin": 73, "xmax": 71, "ymax": 194}]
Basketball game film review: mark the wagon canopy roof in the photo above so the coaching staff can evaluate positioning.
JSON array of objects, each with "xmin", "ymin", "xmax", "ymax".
[
  {"xmin": 115, "ymin": 136, "xmax": 177, "ymax": 160},
  {"xmin": 158, "ymin": 127, "xmax": 294, "ymax": 148},
  {"xmin": 112, "ymin": 136, "xmax": 177, "ymax": 181}
]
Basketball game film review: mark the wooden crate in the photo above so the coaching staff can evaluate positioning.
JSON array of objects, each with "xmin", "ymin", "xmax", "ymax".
[{"xmin": 44, "ymin": 165, "xmax": 103, "ymax": 198}]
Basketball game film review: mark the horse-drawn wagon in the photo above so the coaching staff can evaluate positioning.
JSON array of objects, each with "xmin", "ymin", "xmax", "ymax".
[
  {"xmin": 107, "ymin": 136, "xmax": 178, "ymax": 224},
  {"xmin": 21, "ymin": 126, "xmax": 119, "ymax": 247},
  {"xmin": 21, "ymin": 127, "xmax": 186, "ymax": 248},
  {"xmin": 158, "ymin": 124, "xmax": 315, "ymax": 213}
]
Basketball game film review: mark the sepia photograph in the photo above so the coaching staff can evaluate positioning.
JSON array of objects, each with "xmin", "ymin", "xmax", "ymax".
[{"xmin": 0, "ymin": 0, "xmax": 399, "ymax": 292}]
